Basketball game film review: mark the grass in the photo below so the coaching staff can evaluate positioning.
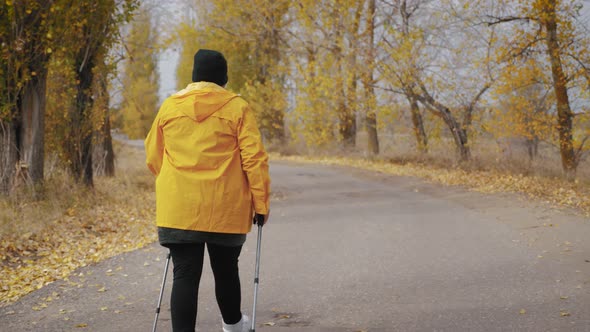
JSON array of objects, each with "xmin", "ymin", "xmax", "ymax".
[
  {"xmin": 269, "ymin": 134, "xmax": 590, "ymax": 217},
  {"xmin": 0, "ymin": 143, "xmax": 157, "ymax": 306}
]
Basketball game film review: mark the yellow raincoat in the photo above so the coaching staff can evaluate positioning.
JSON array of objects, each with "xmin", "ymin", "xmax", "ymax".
[{"xmin": 145, "ymin": 82, "xmax": 270, "ymax": 234}]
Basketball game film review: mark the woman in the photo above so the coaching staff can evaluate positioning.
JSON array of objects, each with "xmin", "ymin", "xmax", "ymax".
[{"xmin": 145, "ymin": 49, "xmax": 270, "ymax": 332}]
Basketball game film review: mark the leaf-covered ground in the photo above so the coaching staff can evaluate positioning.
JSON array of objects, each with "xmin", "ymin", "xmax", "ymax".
[
  {"xmin": 272, "ymin": 154, "xmax": 590, "ymax": 217},
  {"xmin": 0, "ymin": 145, "xmax": 157, "ymax": 306}
]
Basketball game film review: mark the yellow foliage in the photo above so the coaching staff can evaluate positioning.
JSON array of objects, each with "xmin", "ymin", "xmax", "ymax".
[
  {"xmin": 488, "ymin": 59, "xmax": 555, "ymax": 143},
  {"xmin": 118, "ymin": 5, "xmax": 159, "ymax": 140}
]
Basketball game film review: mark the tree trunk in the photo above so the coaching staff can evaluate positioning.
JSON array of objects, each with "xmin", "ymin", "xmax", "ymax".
[
  {"xmin": 542, "ymin": 1, "xmax": 576, "ymax": 178},
  {"xmin": 70, "ymin": 52, "xmax": 95, "ymax": 187},
  {"xmin": 344, "ymin": 73, "xmax": 358, "ymax": 148},
  {"xmin": 414, "ymin": 87, "xmax": 470, "ymax": 161},
  {"xmin": 336, "ymin": 56, "xmax": 355, "ymax": 147},
  {"xmin": 19, "ymin": 68, "xmax": 47, "ymax": 186},
  {"xmin": 93, "ymin": 102, "xmax": 115, "ymax": 177},
  {"xmin": 257, "ymin": 16, "xmax": 285, "ymax": 143},
  {"xmin": 102, "ymin": 110, "xmax": 115, "ymax": 177},
  {"xmin": 0, "ymin": 120, "xmax": 18, "ymax": 194},
  {"xmin": 441, "ymin": 108, "xmax": 470, "ymax": 161},
  {"xmin": 364, "ymin": 0, "xmax": 379, "ymax": 155},
  {"xmin": 408, "ymin": 92, "xmax": 428, "ymax": 153},
  {"xmin": 340, "ymin": 0, "xmax": 363, "ymax": 148},
  {"xmin": 332, "ymin": 5, "xmax": 355, "ymax": 148},
  {"xmin": 337, "ymin": 87, "xmax": 356, "ymax": 147},
  {"xmin": 92, "ymin": 69, "xmax": 115, "ymax": 177},
  {"xmin": 526, "ymin": 136, "xmax": 539, "ymax": 161}
]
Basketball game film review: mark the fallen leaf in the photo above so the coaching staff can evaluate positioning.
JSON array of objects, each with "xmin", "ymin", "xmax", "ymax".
[
  {"xmin": 100, "ymin": 307, "xmax": 108, "ymax": 311},
  {"xmin": 75, "ymin": 323, "xmax": 88, "ymax": 328},
  {"xmin": 560, "ymin": 311, "xmax": 570, "ymax": 317},
  {"xmin": 560, "ymin": 296, "xmax": 569, "ymax": 300},
  {"xmin": 519, "ymin": 309, "xmax": 526, "ymax": 315},
  {"xmin": 97, "ymin": 287, "xmax": 106, "ymax": 293},
  {"xmin": 263, "ymin": 322, "xmax": 275, "ymax": 326}
]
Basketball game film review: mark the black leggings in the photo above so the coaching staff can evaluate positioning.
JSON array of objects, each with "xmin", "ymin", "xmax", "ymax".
[{"xmin": 168, "ymin": 243, "xmax": 243, "ymax": 332}]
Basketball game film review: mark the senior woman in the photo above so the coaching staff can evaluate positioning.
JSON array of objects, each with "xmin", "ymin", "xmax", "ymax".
[{"xmin": 145, "ymin": 49, "xmax": 270, "ymax": 332}]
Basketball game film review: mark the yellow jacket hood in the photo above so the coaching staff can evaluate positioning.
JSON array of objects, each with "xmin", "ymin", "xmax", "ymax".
[{"xmin": 171, "ymin": 82, "xmax": 238, "ymax": 122}]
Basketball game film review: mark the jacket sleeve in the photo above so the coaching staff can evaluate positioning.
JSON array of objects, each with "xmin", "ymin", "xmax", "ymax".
[
  {"xmin": 145, "ymin": 109, "xmax": 164, "ymax": 176},
  {"xmin": 237, "ymin": 105, "xmax": 270, "ymax": 215}
]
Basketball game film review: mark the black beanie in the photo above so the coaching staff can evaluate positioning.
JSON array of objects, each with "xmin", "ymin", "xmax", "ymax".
[{"xmin": 192, "ymin": 49, "xmax": 228, "ymax": 86}]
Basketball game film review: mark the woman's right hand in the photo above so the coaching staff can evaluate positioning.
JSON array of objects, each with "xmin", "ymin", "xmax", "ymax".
[{"xmin": 253, "ymin": 212, "xmax": 268, "ymax": 226}]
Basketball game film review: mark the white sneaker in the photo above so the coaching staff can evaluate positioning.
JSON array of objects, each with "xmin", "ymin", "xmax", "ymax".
[{"xmin": 222, "ymin": 314, "xmax": 250, "ymax": 332}]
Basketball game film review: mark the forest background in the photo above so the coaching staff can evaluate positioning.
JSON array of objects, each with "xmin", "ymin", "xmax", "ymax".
[{"xmin": 1, "ymin": 0, "xmax": 590, "ymax": 304}]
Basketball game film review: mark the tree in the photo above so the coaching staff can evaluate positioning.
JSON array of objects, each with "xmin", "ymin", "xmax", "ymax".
[
  {"xmin": 287, "ymin": 0, "xmax": 366, "ymax": 149},
  {"xmin": 173, "ymin": 0, "xmax": 289, "ymax": 143},
  {"xmin": 0, "ymin": 1, "xmax": 54, "ymax": 192},
  {"xmin": 379, "ymin": 0, "xmax": 429, "ymax": 153},
  {"xmin": 60, "ymin": 0, "xmax": 137, "ymax": 186},
  {"xmin": 379, "ymin": 0, "xmax": 498, "ymax": 161},
  {"xmin": 488, "ymin": 58, "xmax": 554, "ymax": 160},
  {"xmin": 92, "ymin": 57, "xmax": 115, "ymax": 177},
  {"xmin": 118, "ymin": 5, "xmax": 159, "ymax": 140},
  {"xmin": 484, "ymin": 0, "xmax": 590, "ymax": 178},
  {"xmin": 363, "ymin": 0, "xmax": 380, "ymax": 155}
]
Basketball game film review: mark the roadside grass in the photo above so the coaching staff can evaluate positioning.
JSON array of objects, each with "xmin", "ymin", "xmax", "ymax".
[
  {"xmin": 271, "ymin": 131, "xmax": 589, "ymax": 216},
  {"xmin": 0, "ymin": 143, "xmax": 156, "ymax": 306},
  {"xmin": 270, "ymin": 152, "xmax": 590, "ymax": 217}
]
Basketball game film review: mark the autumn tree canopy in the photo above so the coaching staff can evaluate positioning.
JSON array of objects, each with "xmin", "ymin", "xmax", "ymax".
[{"xmin": 170, "ymin": 0, "xmax": 589, "ymax": 176}]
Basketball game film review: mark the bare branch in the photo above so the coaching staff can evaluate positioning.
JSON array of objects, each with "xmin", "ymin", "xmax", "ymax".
[
  {"xmin": 566, "ymin": 52, "xmax": 590, "ymax": 86},
  {"xmin": 484, "ymin": 15, "xmax": 533, "ymax": 26}
]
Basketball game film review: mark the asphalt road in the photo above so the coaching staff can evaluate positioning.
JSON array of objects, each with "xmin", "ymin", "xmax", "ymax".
[{"xmin": 1, "ymin": 161, "xmax": 589, "ymax": 331}]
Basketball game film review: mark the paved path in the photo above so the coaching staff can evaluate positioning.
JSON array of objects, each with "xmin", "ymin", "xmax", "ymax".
[{"xmin": 1, "ymin": 162, "xmax": 589, "ymax": 331}]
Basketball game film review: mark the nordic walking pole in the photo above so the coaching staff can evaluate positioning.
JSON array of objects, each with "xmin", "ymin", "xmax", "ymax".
[
  {"xmin": 250, "ymin": 223, "xmax": 263, "ymax": 332},
  {"xmin": 152, "ymin": 251, "xmax": 171, "ymax": 332}
]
